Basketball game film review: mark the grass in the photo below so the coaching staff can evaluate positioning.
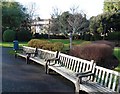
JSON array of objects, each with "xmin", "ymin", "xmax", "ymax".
[
  {"xmin": 0, "ymin": 42, "xmax": 28, "ymax": 47},
  {"xmin": 47, "ymin": 39, "xmax": 84, "ymax": 44},
  {"xmin": 114, "ymin": 47, "xmax": 120, "ymax": 72}
]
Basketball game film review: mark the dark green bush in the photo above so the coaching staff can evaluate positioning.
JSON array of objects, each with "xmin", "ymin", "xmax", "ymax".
[
  {"xmin": 107, "ymin": 32, "xmax": 120, "ymax": 40},
  {"xmin": 92, "ymin": 33, "xmax": 102, "ymax": 40},
  {"xmin": 3, "ymin": 29, "xmax": 16, "ymax": 42},
  {"xmin": 17, "ymin": 28, "xmax": 32, "ymax": 42},
  {"xmin": 84, "ymin": 33, "xmax": 92, "ymax": 41}
]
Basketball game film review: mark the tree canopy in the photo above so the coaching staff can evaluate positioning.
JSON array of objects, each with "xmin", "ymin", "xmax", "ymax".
[
  {"xmin": 2, "ymin": 2, "xmax": 28, "ymax": 30},
  {"xmin": 104, "ymin": 0, "xmax": 120, "ymax": 12},
  {"xmin": 50, "ymin": 10, "xmax": 89, "ymax": 37}
]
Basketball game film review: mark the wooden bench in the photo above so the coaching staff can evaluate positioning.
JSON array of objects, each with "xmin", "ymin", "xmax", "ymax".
[
  {"xmin": 45, "ymin": 52, "xmax": 96, "ymax": 93},
  {"xmin": 16, "ymin": 46, "xmax": 120, "ymax": 93},
  {"xmin": 15, "ymin": 46, "xmax": 37, "ymax": 64},
  {"xmin": 45, "ymin": 52, "xmax": 120, "ymax": 94},
  {"xmin": 93, "ymin": 66, "xmax": 120, "ymax": 93},
  {"xmin": 16, "ymin": 46, "xmax": 58, "ymax": 66},
  {"xmin": 29, "ymin": 48, "xmax": 58, "ymax": 66}
]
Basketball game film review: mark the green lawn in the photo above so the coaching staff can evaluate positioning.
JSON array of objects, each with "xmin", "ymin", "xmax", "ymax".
[
  {"xmin": 0, "ymin": 42, "xmax": 28, "ymax": 47},
  {"xmin": 47, "ymin": 39, "xmax": 84, "ymax": 44},
  {"xmin": 114, "ymin": 47, "xmax": 120, "ymax": 72}
]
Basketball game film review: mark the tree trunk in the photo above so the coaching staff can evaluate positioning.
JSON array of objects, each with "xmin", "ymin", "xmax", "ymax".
[{"xmin": 69, "ymin": 31, "xmax": 72, "ymax": 49}]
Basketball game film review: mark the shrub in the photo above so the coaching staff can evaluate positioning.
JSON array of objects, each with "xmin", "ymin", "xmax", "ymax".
[
  {"xmin": 42, "ymin": 43, "xmax": 54, "ymax": 51},
  {"xmin": 28, "ymin": 39, "xmax": 49, "ymax": 48},
  {"xmin": 84, "ymin": 33, "xmax": 92, "ymax": 41},
  {"xmin": 102, "ymin": 55, "xmax": 119, "ymax": 69},
  {"xmin": 92, "ymin": 40, "xmax": 115, "ymax": 49},
  {"xmin": 50, "ymin": 35, "xmax": 67, "ymax": 39},
  {"xmin": 52, "ymin": 42, "xmax": 64, "ymax": 51},
  {"xmin": 69, "ymin": 43, "xmax": 113, "ymax": 67},
  {"xmin": 93, "ymin": 33, "xmax": 102, "ymax": 40},
  {"xmin": 17, "ymin": 28, "xmax": 32, "ymax": 42},
  {"xmin": 107, "ymin": 32, "xmax": 120, "ymax": 40},
  {"xmin": 3, "ymin": 29, "xmax": 16, "ymax": 42},
  {"xmin": 28, "ymin": 39, "xmax": 64, "ymax": 51}
]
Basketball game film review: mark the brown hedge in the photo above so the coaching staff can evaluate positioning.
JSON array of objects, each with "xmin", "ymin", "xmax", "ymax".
[
  {"xmin": 28, "ymin": 39, "xmax": 64, "ymax": 51},
  {"xmin": 69, "ymin": 43, "xmax": 113, "ymax": 64},
  {"xmin": 92, "ymin": 40, "xmax": 115, "ymax": 49}
]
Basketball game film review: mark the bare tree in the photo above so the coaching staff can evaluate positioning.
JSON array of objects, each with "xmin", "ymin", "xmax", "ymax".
[
  {"xmin": 26, "ymin": 2, "xmax": 38, "ymax": 20},
  {"xmin": 68, "ymin": 6, "xmax": 86, "ymax": 49},
  {"xmin": 50, "ymin": 7, "xmax": 62, "ymax": 18}
]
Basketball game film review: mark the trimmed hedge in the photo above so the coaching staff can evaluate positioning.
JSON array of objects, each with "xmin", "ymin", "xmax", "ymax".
[
  {"xmin": 70, "ymin": 43, "xmax": 113, "ymax": 62},
  {"xmin": 28, "ymin": 39, "xmax": 64, "ymax": 51},
  {"xmin": 69, "ymin": 42, "xmax": 117, "ymax": 69},
  {"xmin": 3, "ymin": 29, "xmax": 16, "ymax": 42},
  {"xmin": 28, "ymin": 39, "xmax": 49, "ymax": 48},
  {"xmin": 92, "ymin": 40, "xmax": 115, "ymax": 49}
]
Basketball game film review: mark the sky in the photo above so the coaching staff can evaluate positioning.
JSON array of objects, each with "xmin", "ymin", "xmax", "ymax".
[{"xmin": 15, "ymin": 0, "xmax": 104, "ymax": 19}]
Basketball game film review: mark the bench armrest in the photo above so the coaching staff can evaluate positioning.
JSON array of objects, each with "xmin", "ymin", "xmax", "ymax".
[
  {"xmin": 75, "ymin": 71, "xmax": 92, "ymax": 77},
  {"xmin": 26, "ymin": 52, "xmax": 37, "ymax": 57},
  {"xmin": 77, "ymin": 73, "xmax": 94, "ymax": 78},
  {"xmin": 46, "ymin": 58, "xmax": 59, "ymax": 62},
  {"xmin": 46, "ymin": 58, "xmax": 59, "ymax": 66},
  {"xmin": 76, "ymin": 72, "xmax": 94, "ymax": 83}
]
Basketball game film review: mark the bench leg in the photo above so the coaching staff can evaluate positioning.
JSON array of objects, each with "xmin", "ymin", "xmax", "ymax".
[
  {"xmin": 26, "ymin": 55, "xmax": 30, "ymax": 64},
  {"xmin": 45, "ymin": 61, "xmax": 50, "ymax": 74},
  {"xmin": 14, "ymin": 50, "xmax": 17, "ymax": 58},
  {"xmin": 45, "ymin": 63, "xmax": 48, "ymax": 74},
  {"xmin": 75, "ymin": 77, "xmax": 80, "ymax": 94}
]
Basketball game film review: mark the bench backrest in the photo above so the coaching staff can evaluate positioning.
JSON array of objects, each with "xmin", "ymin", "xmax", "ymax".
[
  {"xmin": 94, "ymin": 66, "xmax": 120, "ymax": 93},
  {"xmin": 22, "ymin": 46, "xmax": 36, "ymax": 54},
  {"xmin": 37, "ymin": 48, "xmax": 57, "ymax": 60},
  {"xmin": 57, "ymin": 52, "xmax": 95, "ymax": 74}
]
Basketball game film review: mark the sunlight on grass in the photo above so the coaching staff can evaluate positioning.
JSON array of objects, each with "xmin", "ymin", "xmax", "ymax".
[
  {"xmin": 114, "ymin": 48, "xmax": 120, "ymax": 61},
  {"xmin": 114, "ymin": 47, "xmax": 120, "ymax": 72},
  {"xmin": 0, "ymin": 42, "xmax": 28, "ymax": 47}
]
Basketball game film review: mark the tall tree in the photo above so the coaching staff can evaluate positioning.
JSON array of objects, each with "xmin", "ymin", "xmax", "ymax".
[
  {"xmin": 104, "ymin": 0, "xmax": 120, "ymax": 12},
  {"xmin": 2, "ymin": 2, "xmax": 28, "ymax": 30},
  {"xmin": 89, "ymin": 12, "xmax": 120, "ymax": 39},
  {"xmin": 50, "ymin": 7, "xmax": 89, "ymax": 49}
]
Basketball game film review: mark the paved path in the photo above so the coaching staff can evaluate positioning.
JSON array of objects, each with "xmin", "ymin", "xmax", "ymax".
[{"xmin": 2, "ymin": 47, "xmax": 75, "ymax": 93}]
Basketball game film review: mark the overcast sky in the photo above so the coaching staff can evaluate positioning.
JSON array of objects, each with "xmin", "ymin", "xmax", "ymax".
[{"xmin": 16, "ymin": 0, "xmax": 104, "ymax": 19}]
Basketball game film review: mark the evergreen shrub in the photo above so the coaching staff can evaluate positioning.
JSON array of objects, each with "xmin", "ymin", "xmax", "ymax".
[
  {"xmin": 17, "ymin": 28, "xmax": 32, "ymax": 41},
  {"xmin": 3, "ymin": 29, "xmax": 16, "ymax": 42}
]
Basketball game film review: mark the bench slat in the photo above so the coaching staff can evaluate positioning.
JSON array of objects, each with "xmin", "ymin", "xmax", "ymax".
[{"xmin": 112, "ymin": 75, "xmax": 117, "ymax": 91}]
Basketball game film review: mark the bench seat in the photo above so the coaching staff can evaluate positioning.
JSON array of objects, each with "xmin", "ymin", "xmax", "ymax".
[
  {"xmin": 30, "ymin": 56, "xmax": 46, "ymax": 66},
  {"xmin": 80, "ymin": 82, "xmax": 117, "ymax": 94},
  {"xmin": 17, "ymin": 52, "xmax": 26, "ymax": 58}
]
